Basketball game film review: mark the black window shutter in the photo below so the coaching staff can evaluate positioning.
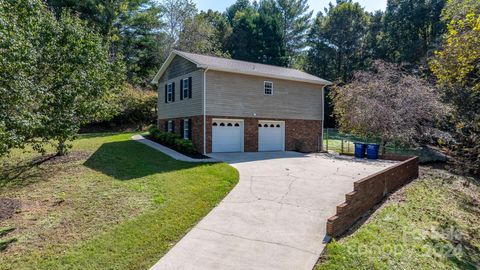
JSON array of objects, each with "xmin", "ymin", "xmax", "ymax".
[
  {"xmin": 172, "ymin": 120, "xmax": 175, "ymax": 133},
  {"xmin": 172, "ymin": 82, "xmax": 175, "ymax": 102},
  {"xmin": 164, "ymin": 84, "xmax": 167, "ymax": 103},
  {"xmin": 180, "ymin": 79, "xmax": 183, "ymax": 100},
  {"xmin": 188, "ymin": 119, "xmax": 192, "ymax": 140},
  {"xmin": 188, "ymin": 77, "xmax": 192, "ymax": 98},
  {"xmin": 164, "ymin": 120, "xmax": 168, "ymax": 132}
]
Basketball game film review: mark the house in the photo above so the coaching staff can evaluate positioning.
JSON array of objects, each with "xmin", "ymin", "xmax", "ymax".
[{"xmin": 151, "ymin": 50, "xmax": 332, "ymax": 154}]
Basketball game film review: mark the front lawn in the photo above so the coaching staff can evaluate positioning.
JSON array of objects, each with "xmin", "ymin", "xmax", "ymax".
[
  {"xmin": 316, "ymin": 166, "xmax": 480, "ymax": 269},
  {"xmin": 0, "ymin": 133, "xmax": 238, "ymax": 270}
]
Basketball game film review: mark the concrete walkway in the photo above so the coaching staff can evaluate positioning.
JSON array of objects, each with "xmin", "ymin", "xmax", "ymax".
[
  {"xmin": 151, "ymin": 152, "xmax": 397, "ymax": 270},
  {"xmin": 132, "ymin": 135, "xmax": 218, "ymax": 163}
]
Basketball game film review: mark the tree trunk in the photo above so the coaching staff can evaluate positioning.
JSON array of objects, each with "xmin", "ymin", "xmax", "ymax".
[
  {"xmin": 381, "ymin": 138, "xmax": 387, "ymax": 155},
  {"xmin": 57, "ymin": 139, "xmax": 67, "ymax": 156}
]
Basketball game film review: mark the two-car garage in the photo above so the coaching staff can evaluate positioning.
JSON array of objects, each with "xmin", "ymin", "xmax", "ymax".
[{"xmin": 211, "ymin": 119, "xmax": 285, "ymax": 153}]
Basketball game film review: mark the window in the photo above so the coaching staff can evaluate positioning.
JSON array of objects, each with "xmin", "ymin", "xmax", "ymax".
[
  {"xmin": 167, "ymin": 83, "xmax": 173, "ymax": 102},
  {"xmin": 182, "ymin": 78, "xmax": 189, "ymax": 99},
  {"xmin": 167, "ymin": 120, "xmax": 173, "ymax": 132},
  {"xmin": 183, "ymin": 119, "xmax": 189, "ymax": 139},
  {"xmin": 264, "ymin": 81, "xmax": 273, "ymax": 95}
]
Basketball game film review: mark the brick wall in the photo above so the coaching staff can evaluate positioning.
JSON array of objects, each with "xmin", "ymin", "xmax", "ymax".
[
  {"xmin": 285, "ymin": 119, "xmax": 322, "ymax": 152},
  {"xmin": 326, "ymin": 156, "xmax": 419, "ymax": 237},
  {"xmin": 158, "ymin": 116, "xmax": 323, "ymax": 154},
  {"xmin": 158, "ymin": 116, "xmax": 204, "ymax": 153},
  {"xmin": 206, "ymin": 116, "xmax": 322, "ymax": 153}
]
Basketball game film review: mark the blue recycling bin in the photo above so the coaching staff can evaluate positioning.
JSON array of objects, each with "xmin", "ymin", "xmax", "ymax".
[
  {"xmin": 366, "ymin": 143, "xmax": 380, "ymax": 159},
  {"xmin": 354, "ymin": 142, "xmax": 366, "ymax": 158}
]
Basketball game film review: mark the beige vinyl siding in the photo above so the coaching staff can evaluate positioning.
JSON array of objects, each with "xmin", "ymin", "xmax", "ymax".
[
  {"xmin": 206, "ymin": 70, "xmax": 324, "ymax": 120},
  {"xmin": 158, "ymin": 69, "xmax": 204, "ymax": 118}
]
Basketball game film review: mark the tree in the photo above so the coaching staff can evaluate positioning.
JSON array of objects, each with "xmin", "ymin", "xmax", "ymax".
[
  {"xmin": 430, "ymin": 0, "xmax": 480, "ymax": 175},
  {"xmin": 256, "ymin": 0, "xmax": 288, "ymax": 66},
  {"xmin": 276, "ymin": 0, "xmax": 312, "ymax": 66},
  {"xmin": 332, "ymin": 61, "xmax": 448, "ymax": 154},
  {"xmin": 177, "ymin": 14, "xmax": 228, "ymax": 57},
  {"xmin": 47, "ymin": 0, "xmax": 122, "ymax": 37},
  {"xmin": 227, "ymin": 6, "xmax": 261, "ymax": 62},
  {"xmin": 46, "ymin": 0, "xmax": 166, "ymax": 87},
  {"xmin": 36, "ymin": 12, "xmax": 125, "ymax": 155},
  {"xmin": 225, "ymin": 0, "xmax": 288, "ymax": 66},
  {"xmin": 383, "ymin": 0, "xmax": 446, "ymax": 65},
  {"xmin": 306, "ymin": 1, "xmax": 370, "ymax": 82},
  {"xmin": 161, "ymin": 0, "xmax": 197, "ymax": 42},
  {"xmin": 0, "ymin": 0, "xmax": 46, "ymax": 156},
  {"xmin": 118, "ymin": 1, "xmax": 168, "ymax": 85},
  {"xmin": 201, "ymin": 10, "xmax": 232, "ymax": 51},
  {"xmin": 305, "ymin": 12, "xmax": 336, "ymax": 80},
  {"xmin": 226, "ymin": 0, "xmax": 251, "ymax": 23}
]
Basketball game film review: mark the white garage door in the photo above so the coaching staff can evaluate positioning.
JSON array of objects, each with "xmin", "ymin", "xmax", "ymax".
[
  {"xmin": 258, "ymin": 121, "xmax": 285, "ymax": 151},
  {"xmin": 212, "ymin": 119, "xmax": 244, "ymax": 152}
]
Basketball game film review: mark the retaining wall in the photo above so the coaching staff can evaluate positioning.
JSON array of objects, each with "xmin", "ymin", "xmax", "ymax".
[{"xmin": 326, "ymin": 156, "xmax": 419, "ymax": 237}]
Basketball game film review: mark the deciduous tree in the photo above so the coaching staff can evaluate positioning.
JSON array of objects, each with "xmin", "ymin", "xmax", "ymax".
[
  {"xmin": 36, "ymin": 12, "xmax": 125, "ymax": 155},
  {"xmin": 430, "ymin": 0, "xmax": 480, "ymax": 175},
  {"xmin": 332, "ymin": 61, "xmax": 448, "ymax": 153},
  {"xmin": 177, "ymin": 14, "xmax": 228, "ymax": 57},
  {"xmin": 0, "ymin": 0, "xmax": 46, "ymax": 156}
]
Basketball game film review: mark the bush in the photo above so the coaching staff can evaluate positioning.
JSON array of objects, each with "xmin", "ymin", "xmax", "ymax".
[
  {"xmin": 82, "ymin": 84, "xmax": 157, "ymax": 132},
  {"xmin": 174, "ymin": 139, "xmax": 196, "ymax": 155},
  {"xmin": 148, "ymin": 127, "xmax": 197, "ymax": 155},
  {"xmin": 115, "ymin": 84, "xmax": 157, "ymax": 128}
]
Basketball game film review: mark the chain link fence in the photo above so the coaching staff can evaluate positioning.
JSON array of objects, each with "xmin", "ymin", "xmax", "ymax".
[{"xmin": 323, "ymin": 128, "xmax": 447, "ymax": 163}]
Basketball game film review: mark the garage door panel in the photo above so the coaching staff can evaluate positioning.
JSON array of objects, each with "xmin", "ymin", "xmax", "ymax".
[
  {"xmin": 212, "ymin": 120, "xmax": 243, "ymax": 153},
  {"xmin": 259, "ymin": 121, "xmax": 284, "ymax": 152}
]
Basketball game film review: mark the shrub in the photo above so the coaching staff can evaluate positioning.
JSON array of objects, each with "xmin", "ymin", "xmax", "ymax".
[
  {"xmin": 115, "ymin": 84, "xmax": 157, "ymax": 128},
  {"xmin": 148, "ymin": 127, "xmax": 197, "ymax": 155},
  {"xmin": 174, "ymin": 139, "xmax": 196, "ymax": 155}
]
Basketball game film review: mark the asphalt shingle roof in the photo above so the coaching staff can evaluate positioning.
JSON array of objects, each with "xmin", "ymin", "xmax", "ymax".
[{"xmin": 152, "ymin": 50, "xmax": 331, "ymax": 86}]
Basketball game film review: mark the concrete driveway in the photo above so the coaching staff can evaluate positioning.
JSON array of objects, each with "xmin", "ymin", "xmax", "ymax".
[{"xmin": 151, "ymin": 152, "xmax": 397, "ymax": 270}]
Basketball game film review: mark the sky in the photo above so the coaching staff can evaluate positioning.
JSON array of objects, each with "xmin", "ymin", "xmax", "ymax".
[{"xmin": 193, "ymin": 0, "xmax": 388, "ymax": 14}]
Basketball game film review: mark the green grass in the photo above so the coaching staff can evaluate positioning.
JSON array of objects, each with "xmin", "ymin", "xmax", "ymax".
[
  {"xmin": 0, "ymin": 133, "xmax": 238, "ymax": 270},
  {"xmin": 316, "ymin": 168, "xmax": 480, "ymax": 270}
]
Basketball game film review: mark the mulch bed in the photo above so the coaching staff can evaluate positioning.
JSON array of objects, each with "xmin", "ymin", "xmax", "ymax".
[{"xmin": 0, "ymin": 198, "xmax": 21, "ymax": 222}]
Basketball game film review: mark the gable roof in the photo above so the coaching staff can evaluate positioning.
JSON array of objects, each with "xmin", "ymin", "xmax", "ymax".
[{"xmin": 152, "ymin": 50, "xmax": 332, "ymax": 86}]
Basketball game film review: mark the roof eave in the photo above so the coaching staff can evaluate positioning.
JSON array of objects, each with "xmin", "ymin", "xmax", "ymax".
[
  {"xmin": 207, "ymin": 67, "xmax": 332, "ymax": 86},
  {"xmin": 152, "ymin": 50, "xmax": 333, "ymax": 86},
  {"xmin": 151, "ymin": 50, "xmax": 206, "ymax": 84}
]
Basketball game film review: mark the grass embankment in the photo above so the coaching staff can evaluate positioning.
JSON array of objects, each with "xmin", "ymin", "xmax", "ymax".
[
  {"xmin": 0, "ymin": 133, "xmax": 238, "ymax": 269},
  {"xmin": 316, "ymin": 167, "xmax": 480, "ymax": 270}
]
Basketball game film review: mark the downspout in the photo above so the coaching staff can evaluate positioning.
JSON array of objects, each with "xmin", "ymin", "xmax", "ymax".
[
  {"xmin": 320, "ymin": 85, "xmax": 326, "ymax": 152},
  {"xmin": 203, "ymin": 68, "xmax": 209, "ymax": 155}
]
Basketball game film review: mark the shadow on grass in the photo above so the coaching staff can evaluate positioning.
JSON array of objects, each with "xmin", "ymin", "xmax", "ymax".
[
  {"xmin": 83, "ymin": 140, "xmax": 203, "ymax": 180},
  {"xmin": 0, "ymin": 157, "xmax": 53, "ymax": 189}
]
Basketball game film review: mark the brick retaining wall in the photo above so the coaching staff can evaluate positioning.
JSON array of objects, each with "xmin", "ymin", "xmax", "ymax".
[{"xmin": 326, "ymin": 156, "xmax": 419, "ymax": 237}]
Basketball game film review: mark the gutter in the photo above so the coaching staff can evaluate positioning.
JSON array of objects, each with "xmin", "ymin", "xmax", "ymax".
[{"xmin": 203, "ymin": 68, "xmax": 209, "ymax": 155}]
